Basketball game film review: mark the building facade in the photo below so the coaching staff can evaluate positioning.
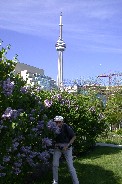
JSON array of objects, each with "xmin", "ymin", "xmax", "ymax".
[{"xmin": 15, "ymin": 62, "xmax": 57, "ymax": 90}]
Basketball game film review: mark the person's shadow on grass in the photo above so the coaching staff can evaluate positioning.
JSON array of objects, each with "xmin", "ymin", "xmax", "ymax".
[
  {"xmin": 59, "ymin": 146, "xmax": 122, "ymax": 184},
  {"xmin": 77, "ymin": 163, "xmax": 120, "ymax": 184}
]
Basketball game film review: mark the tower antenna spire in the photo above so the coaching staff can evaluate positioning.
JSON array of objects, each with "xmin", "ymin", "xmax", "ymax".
[{"xmin": 59, "ymin": 12, "xmax": 63, "ymax": 39}]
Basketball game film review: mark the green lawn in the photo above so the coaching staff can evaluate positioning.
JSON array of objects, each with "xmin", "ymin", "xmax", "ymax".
[{"xmin": 33, "ymin": 146, "xmax": 122, "ymax": 184}]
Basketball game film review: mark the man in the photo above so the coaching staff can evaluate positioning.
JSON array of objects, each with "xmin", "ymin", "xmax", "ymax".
[{"xmin": 52, "ymin": 115, "xmax": 79, "ymax": 184}]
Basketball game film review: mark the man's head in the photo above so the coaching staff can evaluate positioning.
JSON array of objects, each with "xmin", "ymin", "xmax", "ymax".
[{"xmin": 54, "ymin": 116, "xmax": 64, "ymax": 128}]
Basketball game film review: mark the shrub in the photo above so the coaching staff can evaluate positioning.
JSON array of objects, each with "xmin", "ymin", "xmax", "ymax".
[
  {"xmin": 0, "ymin": 43, "xmax": 53, "ymax": 183},
  {"xmin": 116, "ymin": 129, "xmax": 122, "ymax": 135},
  {"xmin": 40, "ymin": 90, "xmax": 108, "ymax": 155}
]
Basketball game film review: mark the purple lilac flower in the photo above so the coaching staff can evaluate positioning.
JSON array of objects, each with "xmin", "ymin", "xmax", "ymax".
[
  {"xmin": 42, "ymin": 137, "xmax": 52, "ymax": 147},
  {"xmin": 21, "ymin": 153, "xmax": 26, "ymax": 158},
  {"xmin": 13, "ymin": 135, "xmax": 24, "ymax": 143},
  {"xmin": 12, "ymin": 142, "xmax": 19, "ymax": 151},
  {"xmin": 11, "ymin": 110, "xmax": 19, "ymax": 119},
  {"xmin": 2, "ymin": 107, "xmax": 19, "ymax": 120},
  {"xmin": 0, "ymin": 124, "xmax": 7, "ymax": 130},
  {"xmin": 20, "ymin": 86, "xmax": 28, "ymax": 93},
  {"xmin": 37, "ymin": 120, "xmax": 44, "ymax": 129},
  {"xmin": 32, "ymin": 120, "xmax": 44, "ymax": 134},
  {"xmin": 57, "ymin": 94, "xmax": 62, "ymax": 100},
  {"xmin": 48, "ymin": 148, "xmax": 54, "ymax": 154},
  {"xmin": 13, "ymin": 168, "xmax": 21, "ymax": 175},
  {"xmin": 38, "ymin": 151, "xmax": 50, "ymax": 162},
  {"xmin": 2, "ymin": 78, "xmax": 14, "ymax": 96},
  {"xmin": 0, "ymin": 120, "xmax": 3, "ymax": 124},
  {"xmin": 21, "ymin": 146, "xmax": 31, "ymax": 154},
  {"xmin": 0, "ymin": 165, "xmax": 5, "ymax": 170},
  {"xmin": 32, "ymin": 127, "xmax": 38, "ymax": 132},
  {"xmin": 0, "ymin": 173, "xmax": 6, "ymax": 177},
  {"xmin": 3, "ymin": 156, "xmax": 11, "ymax": 162},
  {"xmin": 47, "ymin": 120, "xmax": 60, "ymax": 134},
  {"xmin": 44, "ymin": 99, "xmax": 52, "ymax": 108},
  {"xmin": 47, "ymin": 120, "xmax": 55, "ymax": 130},
  {"xmin": 30, "ymin": 116, "xmax": 35, "ymax": 121},
  {"xmin": 17, "ymin": 135, "xmax": 25, "ymax": 141},
  {"xmin": 29, "ymin": 151, "xmax": 38, "ymax": 159},
  {"xmin": 61, "ymin": 99, "xmax": 65, "ymax": 105},
  {"xmin": 2, "ymin": 107, "xmax": 13, "ymax": 119},
  {"xmin": 14, "ymin": 162, "xmax": 22, "ymax": 168},
  {"xmin": 51, "ymin": 94, "xmax": 62, "ymax": 101},
  {"xmin": 26, "ymin": 158, "xmax": 36, "ymax": 167},
  {"xmin": 31, "ymin": 109, "xmax": 36, "ymax": 113},
  {"xmin": 17, "ymin": 153, "xmax": 21, "ymax": 158}
]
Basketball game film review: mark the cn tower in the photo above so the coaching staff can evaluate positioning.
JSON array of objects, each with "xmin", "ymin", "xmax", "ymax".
[{"xmin": 55, "ymin": 12, "xmax": 66, "ymax": 89}]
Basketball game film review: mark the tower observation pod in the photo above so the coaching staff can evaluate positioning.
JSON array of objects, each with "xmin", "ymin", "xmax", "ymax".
[{"xmin": 55, "ymin": 12, "xmax": 66, "ymax": 89}]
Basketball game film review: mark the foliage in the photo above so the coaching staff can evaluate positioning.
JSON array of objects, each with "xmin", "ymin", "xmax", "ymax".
[
  {"xmin": 116, "ymin": 129, "xmax": 122, "ymax": 135},
  {"xmin": 38, "ymin": 90, "xmax": 108, "ymax": 155},
  {"xmin": 97, "ymin": 131, "xmax": 122, "ymax": 145},
  {"xmin": 0, "ymin": 43, "xmax": 53, "ymax": 183},
  {"xmin": 104, "ymin": 91, "xmax": 122, "ymax": 127}
]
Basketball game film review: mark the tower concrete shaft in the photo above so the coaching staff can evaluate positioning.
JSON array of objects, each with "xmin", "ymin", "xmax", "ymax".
[{"xmin": 55, "ymin": 12, "xmax": 66, "ymax": 89}]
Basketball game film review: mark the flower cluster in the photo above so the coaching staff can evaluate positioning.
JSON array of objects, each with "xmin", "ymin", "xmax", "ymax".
[
  {"xmin": 0, "ymin": 143, "xmax": 51, "ymax": 177},
  {"xmin": 44, "ymin": 99, "xmax": 52, "ymax": 108},
  {"xmin": 32, "ymin": 120, "xmax": 44, "ymax": 134},
  {"xmin": 42, "ymin": 137, "xmax": 52, "ymax": 148},
  {"xmin": 51, "ymin": 94, "xmax": 62, "ymax": 101},
  {"xmin": 2, "ymin": 78, "xmax": 14, "ymax": 96},
  {"xmin": 20, "ymin": 86, "xmax": 28, "ymax": 94},
  {"xmin": 2, "ymin": 107, "xmax": 19, "ymax": 120},
  {"xmin": 47, "ymin": 120, "xmax": 60, "ymax": 134},
  {"xmin": 38, "ymin": 151, "xmax": 50, "ymax": 163}
]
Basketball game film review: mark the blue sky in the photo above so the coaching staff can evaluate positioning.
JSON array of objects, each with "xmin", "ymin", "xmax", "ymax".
[{"xmin": 0, "ymin": 0, "xmax": 122, "ymax": 85}]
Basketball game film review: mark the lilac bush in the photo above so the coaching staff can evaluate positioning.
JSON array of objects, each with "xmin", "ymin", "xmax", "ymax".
[
  {"xmin": 40, "ymin": 90, "xmax": 108, "ymax": 155},
  {"xmin": 0, "ymin": 105, "xmax": 53, "ymax": 183},
  {"xmin": 0, "ymin": 44, "xmax": 53, "ymax": 183}
]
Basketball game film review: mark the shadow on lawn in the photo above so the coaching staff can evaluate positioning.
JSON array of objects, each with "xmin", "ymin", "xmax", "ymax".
[
  {"xmin": 76, "ymin": 146, "xmax": 122, "ymax": 159},
  {"xmin": 77, "ymin": 163, "xmax": 121, "ymax": 184},
  {"xmin": 59, "ymin": 162, "xmax": 121, "ymax": 184}
]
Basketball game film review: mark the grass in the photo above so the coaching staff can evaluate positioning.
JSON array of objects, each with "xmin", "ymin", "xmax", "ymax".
[{"xmin": 33, "ymin": 146, "xmax": 122, "ymax": 184}]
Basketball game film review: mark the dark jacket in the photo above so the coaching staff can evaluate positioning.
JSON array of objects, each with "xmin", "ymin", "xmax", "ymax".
[{"xmin": 55, "ymin": 123, "xmax": 75, "ymax": 143}]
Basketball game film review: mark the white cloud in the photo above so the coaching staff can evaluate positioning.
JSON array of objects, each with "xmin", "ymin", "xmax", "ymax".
[{"xmin": 1, "ymin": 0, "xmax": 122, "ymax": 53}]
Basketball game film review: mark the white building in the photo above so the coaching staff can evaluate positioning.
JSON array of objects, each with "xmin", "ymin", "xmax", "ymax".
[{"xmin": 15, "ymin": 62, "xmax": 57, "ymax": 90}]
